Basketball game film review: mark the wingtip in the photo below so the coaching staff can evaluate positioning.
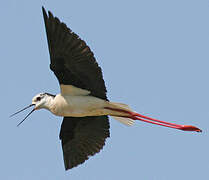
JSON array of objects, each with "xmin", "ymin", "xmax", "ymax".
[
  {"xmin": 42, "ymin": 6, "xmax": 47, "ymax": 18},
  {"xmin": 65, "ymin": 166, "xmax": 70, "ymax": 171},
  {"xmin": 42, "ymin": 6, "xmax": 46, "ymax": 13},
  {"xmin": 64, "ymin": 159, "xmax": 72, "ymax": 171},
  {"xmin": 48, "ymin": 10, "xmax": 54, "ymax": 18}
]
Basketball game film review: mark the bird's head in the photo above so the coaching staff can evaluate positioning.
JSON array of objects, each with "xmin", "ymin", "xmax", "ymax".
[
  {"xmin": 10, "ymin": 93, "xmax": 55, "ymax": 126},
  {"xmin": 32, "ymin": 93, "xmax": 52, "ymax": 110}
]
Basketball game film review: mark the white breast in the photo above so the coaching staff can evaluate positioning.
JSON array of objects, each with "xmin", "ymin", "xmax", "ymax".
[{"xmin": 50, "ymin": 94, "xmax": 108, "ymax": 117}]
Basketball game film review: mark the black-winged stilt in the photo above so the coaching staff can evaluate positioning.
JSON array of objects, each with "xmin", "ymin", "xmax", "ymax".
[{"xmin": 11, "ymin": 7, "xmax": 202, "ymax": 170}]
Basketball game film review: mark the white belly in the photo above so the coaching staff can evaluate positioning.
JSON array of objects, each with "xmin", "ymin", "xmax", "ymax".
[{"xmin": 50, "ymin": 94, "xmax": 109, "ymax": 117}]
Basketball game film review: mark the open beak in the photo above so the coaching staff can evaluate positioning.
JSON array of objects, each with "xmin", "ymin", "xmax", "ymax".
[{"xmin": 10, "ymin": 104, "xmax": 35, "ymax": 126}]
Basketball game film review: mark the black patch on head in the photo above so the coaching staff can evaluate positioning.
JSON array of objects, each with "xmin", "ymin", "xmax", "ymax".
[{"xmin": 44, "ymin": 93, "xmax": 56, "ymax": 98}]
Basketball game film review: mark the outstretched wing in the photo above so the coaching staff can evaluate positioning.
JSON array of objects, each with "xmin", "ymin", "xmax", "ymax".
[
  {"xmin": 42, "ymin": 7, "xmax": 110, "ymax": 170},
  {"xmin": 59, "ymin": 116, "xmax": 110, "ymax": 170},
  {"xmin": 42, "ymin": 7, "xmax": 107, "ymax": 100}
]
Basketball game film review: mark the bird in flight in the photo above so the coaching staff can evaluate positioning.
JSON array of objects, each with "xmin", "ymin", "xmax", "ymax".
[{"xmin": 11, "ymin": 7, "xmax": 202, "ymax": 170}]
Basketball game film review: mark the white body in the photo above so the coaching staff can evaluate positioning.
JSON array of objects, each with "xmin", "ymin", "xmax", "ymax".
[
  {"xmin": 32, "ymin": 85, "xmax": 135, "ymax": 126},
  {"xmin": 50, "ymin": 94, "xmax": 111, "ymax": 117}
]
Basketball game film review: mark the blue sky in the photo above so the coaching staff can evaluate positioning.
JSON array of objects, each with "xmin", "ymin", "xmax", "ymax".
[{"xmin": 1, "ymin": 0, "xmax": 209, "ymax": 179}]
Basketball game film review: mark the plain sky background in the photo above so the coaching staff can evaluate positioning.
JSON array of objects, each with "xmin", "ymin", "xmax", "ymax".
[{"xmin": 1, "ymin": 0, "xmax": 209, "ymax": 179}]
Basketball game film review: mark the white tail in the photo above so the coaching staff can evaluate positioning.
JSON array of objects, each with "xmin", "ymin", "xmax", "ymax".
[
  {"xmin": 109, "ymin": 102, "xmax": 135, "ymax": 126},
  {"xmin": 111, "ymin": 116, "xmax": 135, "ymax": 126}
]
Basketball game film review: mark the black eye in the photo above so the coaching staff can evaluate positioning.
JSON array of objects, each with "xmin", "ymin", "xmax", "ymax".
[{"xmin": 36, "ymin": 97, "xmax": 41, "ymax": 101}]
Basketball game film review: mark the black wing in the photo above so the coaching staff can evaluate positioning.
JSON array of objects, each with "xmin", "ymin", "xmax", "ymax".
[
  {"xmin": 42, "ymin": 7, "xmax": 107, "ymax": 100},
  {"xmin": 42, "ymin": 7, "xmax": 110, "ymax": 170},
  {"xmin": 59, "ymin": 116, "xmax": 110, "ymax": 170}
]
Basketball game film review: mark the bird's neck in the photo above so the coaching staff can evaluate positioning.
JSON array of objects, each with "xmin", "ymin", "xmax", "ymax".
[{"xmin": 42, "ymin": 95, "xmax": 55, "ymax": 111}]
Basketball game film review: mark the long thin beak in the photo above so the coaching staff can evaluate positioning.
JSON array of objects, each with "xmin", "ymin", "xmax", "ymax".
[
  {"xmin": 17, "ymin": 108, "xmax": 35, "ymax": 127},
  {"xmin": 10, "ymin": 104, "xmax": 35, "ymax": 127},
  {"xmin": 10, "ymin": 104, "xmax": 35, "ymax": 117}
]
